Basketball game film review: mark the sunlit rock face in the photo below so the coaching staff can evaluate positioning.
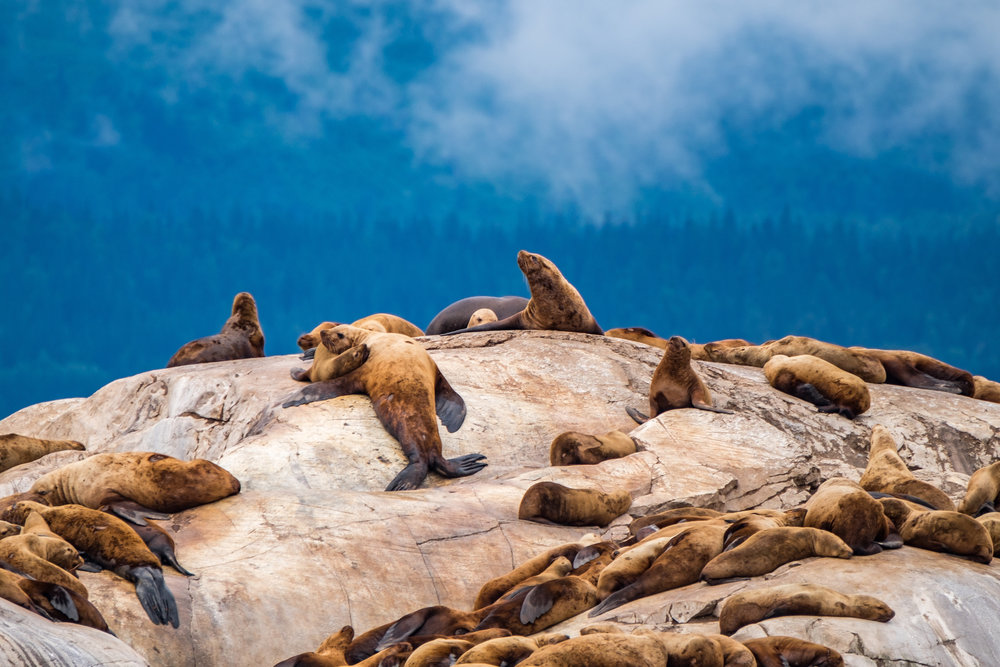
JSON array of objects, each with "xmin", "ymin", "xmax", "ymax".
[{"xmin": 0, "ymin": 330, "xmax": 997, "ymax": 666}]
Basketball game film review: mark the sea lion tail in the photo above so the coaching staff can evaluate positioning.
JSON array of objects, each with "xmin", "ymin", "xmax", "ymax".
[{"xmin": 625, "ymin": 406, "xmax": 649, "ymax": 424}]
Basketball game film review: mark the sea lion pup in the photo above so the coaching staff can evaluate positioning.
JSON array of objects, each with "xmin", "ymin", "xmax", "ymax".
[
  {"xmin": 959, "ymin": 461, "xmax": 1000, "ymax": 516},
  {"xmin": 497, "ymin": 557, "xmax": 572, "ymax": 601},
  {"xmin": 759, "ymin": 336, "xmax": 886, "ymax": 383},
  {"xmin": 474, "ymin": 576, "xmax": 599, "ymax": 635},
  {"xmin": 425, "ymin": 296, "xmax": 530, "ymax": 335},
  {"xmin": 518, "ymin": 482, "xmax": 631, "ymax": 527},
  {"xmin": 548, "ymin": 430, "xmax": 637, "ymax": 466},
  {"xmin": 29, "ymin": 451, "xmax": 241, "ymax": 524},
  {"xmin": 473, "ymin": 542, "xmax": 593, "ymax": 609},
  {"xmin": 604, "ymin": 327, "xmax": 669, "ymax": 349},
  {"xmin": 717, "ymin": 583, "xmax": 894, "ymax": 635},
  {"xmin": 589, "ymin": 523, "xmax": 728, "ymax": 617},
  {"xmin": 0, "ymin": 512, "xmax": 86, "ymax": 597},
  {"xmin": 803, "ymin": 478, "xmax": 898, "ymax": 555},
  {"xmin": 0, "ymin": 434, "xmax": 85, "ymax": 473},
  {"xmin": 627, "ymin": 336, "xmax": 733, "ymax": 424},
  {"xmin": 700, "ymin": 527, "xmax": 852, "ymax": 584},
  {"xmin": 851, "ymin": 347, "xmax": 974, "ymax": 396},
  {"xmin": 740, "ymin": 636, "xmax": 844, "ymax": 667},
  {"xmin": 467, "ymin": 309, "xmax": 498, "ymax": 328},
  {"xmin": 284, "ymin": 324, "xmax": 486, "ymax": 491},
  {"xmin": 166, "ymin": 291, "xmax": 265, "ymax": 367},
  {"xmin": 763, "ymin": 354, "xmax": 870, "ymax": 418},
  {"xmin": 454, "ymin": 635, "xmax": 540, "ymax": 665},
  {"xmin": 860, "ymin": 425, "xmax": 955, "ymax": 511},
  {"xmin": 444, "ymin": 251, "xmax": 603, "ymax": 336},
  {"xmin": 973, "ymin": 375, "xmax": 1000, "ymax": 403},
  {"xmin": 877, "ymin": 497, "xmax": 993, "ymax": 563},
  {"xmin": 9, "ymin": 501, "xmax": 179, "ymax": 627}
]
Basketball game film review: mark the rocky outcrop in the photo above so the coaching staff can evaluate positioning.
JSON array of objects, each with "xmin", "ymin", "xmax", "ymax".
[{"xmin": 0, "ymin": 330, "xmax": 997, "ymax": 666}]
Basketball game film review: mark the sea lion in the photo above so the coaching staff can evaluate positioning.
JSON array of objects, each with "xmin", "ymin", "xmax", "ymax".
[
  {"xmin": 497, "ymin": 557, "xmax": 572, "ymax": 601},
  {"xmin": 125, "ymin": 518, "xmax": 194, "ymax": 576},
  {"xmin": 803, "ymin": 477, "xmax": 898, "ymax": 555},
  {"xmin": 404, "ymin": 638, "xmax": 474, "ymax": 666},
  {"xmin": 740, "ymin": 636, "xmax": 844, "ymax": 667},
  {"xmin": 453, "ymin": 636, "xmax": 540, "ymax": 665},
  {"xmin": 627, "ymin": 335, "xmax": 733, "ymax": 423},
  {"xmin": 296, "ymin": 321, "xmax": 340, "ymax": 352},
  {"xmin": 0, "ymin": 434, "xmax": 85, "ymax": 473},
  {"xmin": 959, "ymin": 461, "xmax": 1000, "ymax": 516},
  {"xmin": 628, "ymin": 507, "xmax": 724, "ymax": 537},
  {"xmin": 291, "ymin": 336, "xmax": 371, "ymax": 382},
  {"xmin": 548, "ymin": 430, "xmax": 637, "ymax": 466},
  {"xmin": 0, "ymin": 512, "xmax": 86, "ymax": 597},
  {"xmin": 759, "ymin": 336, "xmax": 886, "ymax": 383},
  {"xmin": 721, "ymin": 509, "xmax": 809, "ymax": 551},
  {"xmin": 691, "ymin": 338, "xmax": 755, "ymax": 361},
  {"xmin": 519, "ymin": 632, "xmax": 724, "ymax": 667},
  {"xmin": 467, "ymin": 309, "xmax": 498, "ymax": 328},
  {"xmin": 701, "ymin": 527, "xmax": 852, "ymax": 584},
  {"xmin": 697, "ymin": 343, "xmax": 771, "ymax": 366},
  {"xmin": 425, "ymin": 296, "xmax": 530, "ymax": 336},
  {"xmin": 518, "ymin": 482, "xmax": 631, "ymax": 527},
  {"xmin": 604, "ymin": 327, "xmax": 668, "ymax": 349},
  {"xmin": 596, "ymin": 529, "xmax": 692, "ymax": 600},
  {"xmin": 9, "ymin": 501, "xmax": 179, "ymax": 627},
  {"xmin": 570, "ymin": 541, "xmax": 618, "ymax": 586},
  {"xmin": 284, "ymin": 324, "xmax": 485, "ymax": 491},
  {"xmin": 763, "ymin": 354, "xmax": 870, "ymax": 418},
  {"xmin": 29, "ymin": 451, "xmax": 241, "ymax": 524},
  {"xmin": 877, "ymin": 497, "xmax": 993, "ymax": 563},
  {"xmin": 347, "ymin": 606, "xmax": 488, "ymax": 662},
  {"xmin": 973, "ymin": 375, "xmax": 1000, "ymax": 403},
  {"xmin": 167, "ymin": 291, "xmax": 265, "ymax": 367},
  {"xmin": 19, "ymin": 578, "xmax": 111, "ymax": 632},
  {"xmin": 589, "ymin": 523, "xmax": 727, "ymax": 616},
  {"xmin": 852, "ymin": 347, "xmax": 974, "ymax": 396},
  {"xmin": 976, "ymin": 512, "xmax": 1000, "ymax": 554},
  {"xmin": 298, "ymin": 315, "xmax": 425, "ymax": 351},
  {"xmin": 474, "ymin": 576, "xmax": 599, "ymax": 635},
  {"xmin": 860, "ymin": 425, "xmax": 955, "ymax": 511},
  {"xmin": 473, "ymin": 542, "xmax": 591, "ymax": 609},
  {"xmin": 717, "ymin": 583, "xmax": 894, "ymax": 635},
  {"xmin": 444, "ymin": 251, "xmax": 603, "ymax": 335}
]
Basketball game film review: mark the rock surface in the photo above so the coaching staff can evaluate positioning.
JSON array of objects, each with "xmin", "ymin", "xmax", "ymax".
[{"xmin": 0, "ymin": 330, "xmax": 997, "ymax": 666}]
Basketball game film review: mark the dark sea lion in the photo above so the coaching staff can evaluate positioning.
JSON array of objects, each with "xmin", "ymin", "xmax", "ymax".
[
  {"xmin": 860, "ymin": 425, "xmax": 955, "ymax": 511},
  {"xmin": 0, "ymin": 434, "xmax": 85, "ymax": 473},
  {"xmin": 425, "ymin": 296, "xmax": 529, "ymax": 336},
  {"xmin": 284, "ymin": 324, "xmax": 485, "ymax": 491},
  {"xmin": 740, "ymin": 636, "xmax": 844, "ymax": 667},
  {"xmin": 804, "ymin": 477, "xmax": 897, "ymax": 555},
  {"xmin": 763, "ymin": 354, "xmax": 870, "ymax": 418},
  {"xmin": 627, "ymin": 335, "xmax": 733, "ymax": 423},
  {"xmin": 474, "ymin": 576, "xmax": 598, "ymax": 635},
  {"xmin": 167, "ymin": 291, "xmax": 265, "ymax": 367},
  {"xmin": 959, "ymin": 461, "xmax": 1000, "ymax": 516},
  {"xmin": 852, "ymin": 347, "xmax": 974, "ymax": 396},
  {"xmin": 701, "ymin": 527, "xmax": 852, "ymax": 583},
  {"xmin": 973, "ymin": 375, "xmax": 1000, "ymax": 403},
  {"xmin": 604, "ymin": 327, "xmax": 668, "ymax": 349},
  {"xmin": 590, "ymin": 523, "xmax": 727, "ymax": 617},
  {"xmin": 467, "ymin": 309, "xmax": 498, "ymax": 328},
  {"xmin": 124, "ymin": 518, "xmax": 194, "ymax": 576},
  {"xmin": 9, "ymin": 501, "xmax": 179, "ymax": 627},
  {"xmin": 0, "ymin": 511, "xmax": 86, "ymax": 597},
  {"xmin": 473, "ymin": 542, "xmax": 590, "ymax": 610},
  {"xmin": 878, "ymin": 497, "xmax": 993, "ymax": 563},
  {"xmin": 29, "ymin": 451, "xmax": 241, "ymax": 524},
  {"xmin": 718, "ymin": 583, "xmax": 894, "ymax": 635},
  {"xmin": 518, "ymin": 482, "xmax": 631, "ymax": 527},
  {"xmin": 761, "ymin": 336, "xmax": 886, "ymax": 383},
  {"xmin": 548, "ymin": 430, "xmax": 637, "ymax": 466},
  {"xmin": 444, "ymin": 251, "xmax": 603, "ymax": 335}
]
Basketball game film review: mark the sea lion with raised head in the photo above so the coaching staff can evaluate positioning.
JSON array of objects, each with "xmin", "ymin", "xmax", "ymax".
[
  {"xmin": 549, "ymin": 430, "xmax": 637, "ymax": 466},
  {"xmin": 959, "ymin": 461, "xmax": 1000, "ymax": 516},
  {"xmin": 444, "ymin": 251, "xmax": 603, "ymax": 336},
  {"xmin": 0, "ymin": 511, "xmax": 86, "ymax": 597},
  {"xmin": 167, "ymin": 291, "xmax": 264, "ymax": 367},
  {"xmin": 804, "ymin": 477, "xmax": 898, "ymax": 555},
  {"xmin": 518, "ymin": 482, "xmax": 631, "ymax": 527},
  {"xmin": 740, "ymin": 636, "xmax": 844, "ymax": 667},
  {"xmin": 877, "ymin": 497, "xmax": 993, "ymax": 563},
  {"xmin": 627, "ymin": 335, "xmax": 733, "ymax": 423},
  {"xmin": 701, "ymin": 527, "xmax": 852, "ymax": 583},
  {"xmin": 718, "ymin": 583, "xmax": 894, "ymax": 635},
  {"xmin": 860, "ymin": 425, "xmax": 955, "ymax": 511},
  {"xmin": 0, "ymin": 434, "xmax": 85, "ymax": 473},
  {"xmin": 425, "ymin": 296, "xmax": 529, "ymax": 336},
  {"xmin": 763, "ymin": 354, "xmax": 870, "ymax": 418},
  {"xmin": 852, "ymin": 347, "xmax": 974, "ymax": 395},
  {"xmin": 285, "ymin": 324, "xmax": 485, "ymax": 491}
]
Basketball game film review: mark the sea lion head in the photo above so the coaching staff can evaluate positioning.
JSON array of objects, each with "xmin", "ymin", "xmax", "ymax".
[
  {"xmin": 231, "ymin": 292, "xmax": 259, "ymax": 321},
  {"xmin": 140, "ymin": 453, "xmax": 242, "ymax": 511},
  {"xmin": 320, "ymin": 325, "xmax": 366, "ymax": 355},
  {"xmin": 8, "ymin": 500, "xmax": 49, "ymax": 525},
  {"xmin": 297, "ymin": 322, "xmax": 339, "ymax": 351}
]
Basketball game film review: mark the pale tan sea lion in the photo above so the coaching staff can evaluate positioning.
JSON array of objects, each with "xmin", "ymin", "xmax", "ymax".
[
  {"xmin": 0, "ymin": 511, "xmax": 86, "ymax": 597},
  {"xmin": 959, "ymin": 461, "xmax": 1000, "ymax": 516},
  {"xmin": 454, "ymin": 636, "xmax": 540, "ymax": 665},
  {"xmin": 425, "ymin": 296, "xmax": 529, "ymax": 335},
  {"xmin": 691, "ymin": 338, "xmax": 755, "ymax": 361},
  {"xmin": 701, "ymin": 527, "xmax": 852, "ymax": 583},
  {"xmin": 298, "ymin": 314, "xmax": 424, "ymax": 352},
  {"xmin": 0, "ymin": 434, "xmax": 85, "ymax": 473},
  {"xmin": 548, "ymin": 430, "xmax": 637, "ymax": 466},
  {"xmin": 860, "ymin": 425, "xmax": 955, "ymax": 511},
  {"xmin": 497, "ymin": 557, "xmax": 573, "ymax": 601},
  {"xmin": 518, "ymin": 482, "xmax": 631, "ymax": 527},
  {"xmin": 852, "ymin": 347, "xmax": 974, "ymax": 395},
  {"xmin": 467, "ymin": 309, "xmax": 498, "ymax": 328},
  {"xmin": 404, "ymin": 638, "xmax": 474, "ymax": 666},
  {"xmin": 973, "ymin": 375, "xmax": 1000, "ymax": 403},
  {"xmin": 604, "ymin": 327, "xmax": 668, "ymax": 349},
  {"xmin": 761, "ymin": 335, "xmax": 886, "ymax": 382},
  {"xmin": 720, "ymin": 509, "xmax": 808, "ymax": 551},
  {"xmin": 763, "ymin": 354, "xmax": 871, "ymax": 418},
  {"xmin": 976, "ymin": 512, "xmax": 1000, "ymax": 554},
  {"xmin": 698, "ymin": 343, "xmax": 771, "ymax": 366},
  {"xmin": 804, "ymin": 477, "xmax": 897, "ymax": 555},
  {"xmin": 718, "ymin": 583, "xmax": 894, "ymax": 635},
  {"xmin": 167, "ymin": 291, "xmax": 265, "ymax": 367}
]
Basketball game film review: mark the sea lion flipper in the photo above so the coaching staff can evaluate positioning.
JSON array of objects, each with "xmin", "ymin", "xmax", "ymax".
[
  {"xmin": 625, "ymin": 406, "xmax": 649, "ymax": 424},
  {"xmin": 572, "ymin": 545, "xmax": 601, "ymax": 569},
  {"xmin": 77, "ymin": 559, "xmax": 103, "ymax": 573},
  {"xmin": 433, "ymin": 453, "xmax": 488, "ymax": 479},
  {"xmin": 132, "ymin": 566, "xmax": 179, "ymax": 627},
  {"xmin": 375, "ymin": 608, "xmax": 431, "ymax": 650},
  {"xmin": 300, "ymin": 347, "xmax": 316, "ymax": 361},
  {"xmin": 519, "ymin": 584, "xmax": 555, "ymax": 625},
  {"xmin": 281, "ymin": 377, "xmax": 362, "ymax": 409},
  {"xmin": 385, "ymin": 462, "xmax": 430, "ymax": 492},
  {"xmin": 794, "ymin": 383, "xmax": 832, "ymax": 407},
  {"xmin": 43, "ymin": 584, "xmax": 79, "ymax": 622},
  {"xmin": 691, "ymin": 399, "xmax": 734, "ymax": 415},
  {"xmin": 434, "ymin": 371, "xmax": 467, "ymax": 433},
  {"xmin": 290, "ymin": 367, "xmax": 310, "ymax": 382},
  {"xmin": 106, "ymin": 501, "xmax": 170, "ymax": 526}
]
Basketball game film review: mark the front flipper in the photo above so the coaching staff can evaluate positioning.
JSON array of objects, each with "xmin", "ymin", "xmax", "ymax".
[
  {"xmin": 817, "ymin": 404, "xmax": 856, "ymax": 419},
  {"xmin": 105, "ymin": 501, "xmax": 170, "ymax": 527},
  {"xmin": 300, "ymin": 347, "xmax": 316, "ymax": 361},
  {"xmin": 385, "ymin": 462, "xmax": 430, "ymax": 492},
  {"xmin": 625, "ymin": 406, "xmax": 649, "ymax": 424},
  {"xmin": 281, "ymin": 376, "xmax": 363, "ymax": 409},
  {"xmin": 434, "ymin": 371, "xmax": 467, "ymax": 433},
  {"xmin": 131, "ymin": 565, "xmax": 180, "ymax": 628},
  {"xmin": 375, "ymin": 607, "xmax": 433, "ymax": 650},
  {"xmin": 519, "ymin": 583, "xmax": 555, "ymax": 625},
  {"xmin": 290, "ymin": 367, "xmax": 311, "ymax": 382},
  {"xmin": 432, "ymin": 453, "xmax": 487, "ymax": 479}
]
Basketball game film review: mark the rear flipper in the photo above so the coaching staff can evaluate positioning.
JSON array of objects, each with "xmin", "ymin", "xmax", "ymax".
[
  {"xmin": 795, "ymin": 383, "xmax": 832, "ymax": 407},
  {"xmin": 385, "ymin": 461, "xmax": 430, "ymax": 492},
  {"xmin": 105, "ymin": 500, "xmax": 170, "ymax": 527},
  {"xmin": 626, "ymin": 406, "xmax": 649, "ymax": 424},
  {"xmin": 432, "ymin": 453, "xmax": 487, "ymax": 478},
  {"xmin": 131, "ymin": 565, "xmax": 180, "ymax": 628},
  {"xmin": 876, "ymin": 533, "xmax": 904, "ymax": 550},
  {"xmin": 909, "ymin": 372, "xmax": 964, "ymax": 394},
  {"xmin": 282, "ymin": 376, "xmax": 360, "ymax": 409},
  {"xmin": 817, "ymin": 404, "xmax": 857, "ymax": 419}
]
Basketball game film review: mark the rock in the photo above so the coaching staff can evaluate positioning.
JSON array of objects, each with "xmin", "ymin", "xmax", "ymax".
[{"xmin": 0, "ymin": 330, "xmax": 996, "ymax": 666}]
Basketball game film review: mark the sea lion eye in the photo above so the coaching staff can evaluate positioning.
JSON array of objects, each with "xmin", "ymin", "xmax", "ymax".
[
  {"xmin": 453, "ymin": 628, "xmax": 467, "ymax": 635},
  {"xmin": 36, "ymin": 490, "xmax": 48, "ymax": 496}
]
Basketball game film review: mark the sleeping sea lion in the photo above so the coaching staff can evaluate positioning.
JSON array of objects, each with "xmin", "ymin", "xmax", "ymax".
[
  {"xmin": 497, "ymin": 557, "xmax": 572, "ymax": 601},
  {"xmin": 549, "ymin": 430, "xmax": 637, "ymax": 466},
  {"xmin": 628, "ymin": 507, "xmax": 724, "ymax": 537},
  {"xmin": 467, "ymin": 309, "xmax": 498, "ymax": 328},
  {"xmin": 347, "ymin": 606, "xmax": 487, "ymax": 662},
  {"xmin": 404, "ymin": 638, "xmax": 474, "ymax": 667},
  {"xmin": 959, "ymin": 461, "xmax": 1000, "ymax": 516},
  {"xmin": 425, "ymin": 296, "xmax": 529, "ymax": 336},
  {"xmin": 0, "ymin": 434, "xmax": 85, "ymax": 473},
  {"xmin": 444, "ymin": 251, "xmax": 603, "ymax": 335},
  {"xmin": 976, "ymin": 512, "xmax": 1000, "ymax": 554},
  {"xmin": 604, "ymin": 327, "xmax": 668, "ymax": 349},
  {"xmin": 474, "ymin": 576, "xmax": 599, "ymax": 635},
  {"xmin": 860, "ymin": 425, "xmax": 955, "ymax": 511},
  {"xmin": 762, "ymin": 336, "xmax": 886, "ymax": 383},
  {"xmin": 697, "ymin": 343, "xmax": 771, "ymax": 366},
  {"xmin": 167, "ymin": 291, "xmax": 264, "ymax": 367},
  {"xmin": 518, "ymin": 482, "xmax": 631, "ymax": 527},
  {"xmin": 276, "ymin": 623, "xmax": 412, "ymax": 667},
  {"xmin": 720, "ymin": 509, "xmax": 808, "ymax": 551},
  {"xmin": 740, "ymin": 636, "xmax": 844, "ymax": 667},
  {"xmin": 691, "ymin": 338, "xmax": 755, "ymax": 361},
  {"xmin": 803, "ymin": 477, "xmax": 898, "ymax": 555},
  {"xmin": 0, "ymin": 511, "xmax": 86, "ymax": 597},
  {"xmin": 284, "ymin": 324, "xmax": 486, "ymax": 491},
  {"xmin": 717, "ymin": 583, "xmax": 894, "ymax": 635},
  {"xmin": 763, "ymin": 354, "xmax": 870, "ymax": 418},
  {"xmin": 473, "ymin": 542, "xmax": 596, "ymax": 609},
  {"xmin": 519, "ymin": 632, "xmax": 725, "ymax": 667},
  {"xmin": 453, "ymin": 636, "xmax": 540, "ymax": 665},
  {"xmin": 297, "ymin": 314, "xmax": 425, "ymax": 351},
  {"xmin": 701, "ymin": 527, "xmax": 852, "ymax": 583},
  {"xmin": 877, "ymin": 497, "xmax": 992, "ymax": 563},
  {"xmin": 852, "ymin": 347, "xmax": 974, "ymax": 395},
  {"xmin": 973, "ymin": 375, "xmax": 1000, "ymax": 403}
]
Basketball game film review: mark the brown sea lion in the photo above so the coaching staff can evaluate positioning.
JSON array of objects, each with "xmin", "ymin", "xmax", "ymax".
[
  {"xmin": 596, "ymin": 530, "xmax": 690, "ymax": 600},
  {"xmin": 9, "ymin": 501, "xmax": 179, "ymax": 627},
  {"xmin": 627, "ymin": 335, "xmax": 733, "ymax": 423},
  {"xmin": 291, "ymin": 335, "xmax": 371, "ymax": 383},
  {"xmin": 702, "ymin": 634, "xmax": 756, "ymax": 667},
  {"xmin": 474, "ymin": 576, "xmax": 599, "ymax": 635},
  {"xmin": 296, "ymin": 321, "xmax": 340, "ymax": 352},
  {"xmin": 0, "ymin": 434, "xmax": 85, "ymax": 473},
  {"xmin": 0, "ymin": 512, "xmax": 86, "ymax": 597},
  {"xmin": 877, "ymin": 497, "xmax": 993, "ymax": 563},
  {"xmin": 518, "ymin": 482, "xmax": 631, "ymax": 527},
  {"xmin": 740, "ymin": 636, "xmax": 844, "ymax": 667},
  {"xmin": 691, "ymin": 338, "xmax": 755, "ymax": 361},
  {"xmin": 298, "ymin": 315, "xmax": 425, "ymax": 351},
  {"xmin": 976, "ymin": 512, "xmax": 1000, "ymax": 554},
  {"xmin": 29, "ymin": 451, "xmax": 241, "ymax": 524},
  {"xmin": 443, "ymin": 251, "xmax": 603, "ymax": 336},
  {"xmin": 497, "ymin": 557, "xmax": 572, "ymax": 601},
  {"xmin": 549, "ymin": 430, "xmax": 637, "ymax": 466},
  {"xmin": 19, "ymin": 578, "xmax": 112, "ymax": 632},
  {"xmin": 628, "ymin": 507, "xmax": 724, "ymax": 537},
  {"xmin": 973, "ymin": 375, "xmax": 1000, "ymax": 403},
  {"xmin": 852, "ymin": 347, "xmax": 974, "ymax": 396},
  {"xmin": 959, "ymin": 461, "xmax": 1000, "ymax": 516},
  {"xmin": 453, "ymin": 636, "xmax": 540, "ymax": 665},
  {"xmin": 804, "ymin": 477, "xmax": 898, "ymax": 555},
  {"xmin": 570, "ymin": 541, "xmax": 618, "ymax": 586},
  {"xmin": 604, "ymin": 327, "xmax": 668, "ymax": 349},
  {"xmin": 467, "ymin": 309, "xmax": 498, "ymax": 328},
  {"xmin": 760, "ymin": 336, "xmax": 886, "ymax": 382},
  {"xmin": 589, "ymin": 523, "xmax": 727, "ymax": 616},
  {"xmin": 284, "ymin": 324, "xmax": 485, "ymax": 491},
  {"xmin": 860, "ymin": 425, "xmax": 955, "ymax": 511},
  {"xmin": 698, "ymin": 343, "xmax": 772, "ymax": 366},
  {"xmin": 0, "ymin": 520, "xmax": 22, "ymax": 538},
  {"xmin": 347, "ymin": 606, "xmax": 488, "ymax": 662},
  {"xmin": 473, "ymin": 542, "xmax": 590, "ymax": 609},
  {"xmin": 718, "ymin": 583, "xmax": 894, "ymax": 635},
  {"xmin": 701, "ymin": 527, "xmax": 852, "ymax": 583},
  {"xmin": 763, "ymin": 354, "xmax": 870, "ymax": 418},
  {"xmin": 425, "ymin": 296, "xmax": 530, "ymax": 336},
  {"xmin": 633, "ymin": 631, "xmax": 728, "ymax": 667},
  {"xmin": 404, "ymin": 638, "xmax": 474, "ymax": 666},
  {"xmin": 720, "ymin": 509, "xmax": 809, "ymax": 551},
  {"xmin": 167, "ymin": 291, "xmax": 265, "ymax": 367},
  {"xmin": 519, "ymin": 632, "xmax": 724, "ymax": 667}
]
